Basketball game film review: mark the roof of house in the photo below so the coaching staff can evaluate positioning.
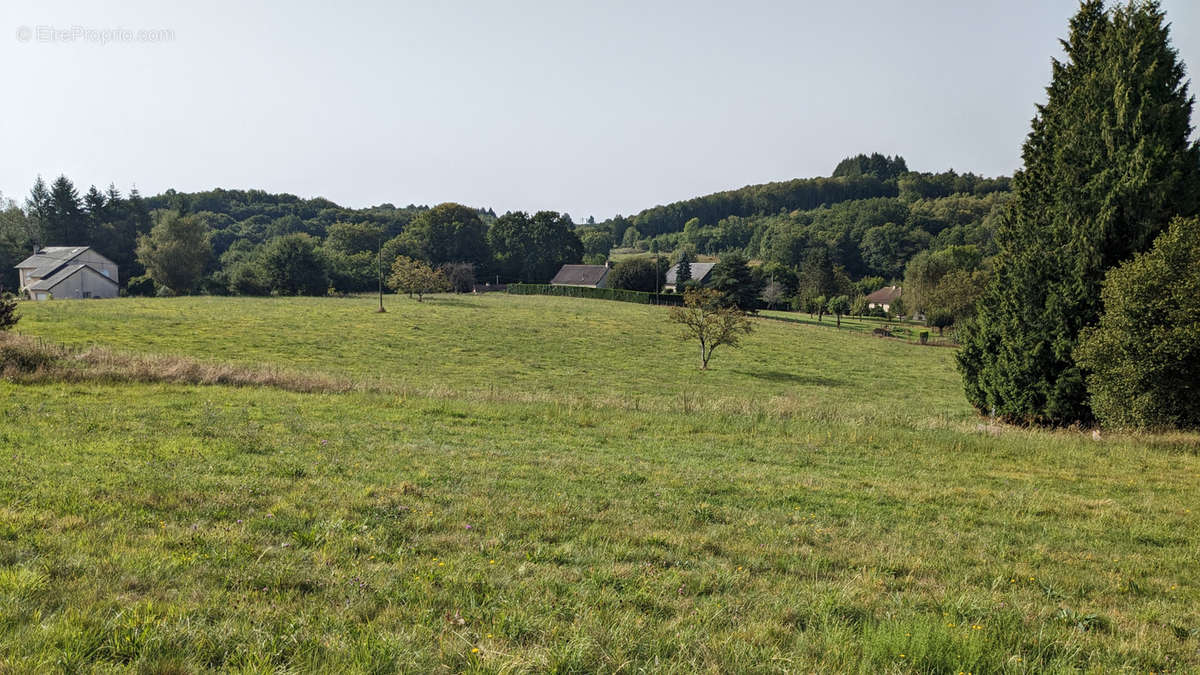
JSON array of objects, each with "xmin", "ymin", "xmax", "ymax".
[
  {"xmin": 664, "ymin": 261, "xmax": 717, "ymax": 285},
  {"xmin": 15, "ymin": 246, "xmax": 91, "ymax": 271},
  {"xmin": 865, "ymin": 285, "xmax": 902, "ymax": 304},
  {"xmin": 550, "ymin": 264, "xmax": 610, "ymax": 286},
  {"xmin": 26, "ymin": 263, "xmax": 118, "ymax": 292}
]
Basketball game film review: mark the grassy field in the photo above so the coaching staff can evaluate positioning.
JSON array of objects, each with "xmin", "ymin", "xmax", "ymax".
[{"xmin": 2, "ymin": 294, "xmax": 1199, "ymax": 672}]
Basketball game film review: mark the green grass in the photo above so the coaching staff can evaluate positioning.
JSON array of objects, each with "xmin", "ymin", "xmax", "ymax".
[
  {"xmin": 14, "ymin": 294, "xmax": 966, "ymax": 424},
  {"xmin": 2, "ymin": 294, "xmax": 1198, "ymax": 672}
]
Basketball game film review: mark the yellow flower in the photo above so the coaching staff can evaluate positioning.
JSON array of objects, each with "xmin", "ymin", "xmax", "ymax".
[
  {"xmin": 471, "ymin": 647, "xmax": 479, "ymax": 653},
  {"xmin": 490, "ymin": 559, "xmax": 496, "ymax": 564}
]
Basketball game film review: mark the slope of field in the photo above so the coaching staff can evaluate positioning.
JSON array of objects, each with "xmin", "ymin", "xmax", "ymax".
[
  {"xmin": 2, "ymin": 294, "xmax": 1198, "ymax": 672},
  {"xmin": 15, "ymin": 294, "xmax": 968, "ymax": 425}
]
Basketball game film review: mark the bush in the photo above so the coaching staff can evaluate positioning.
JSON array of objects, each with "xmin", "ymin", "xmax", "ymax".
[
  {"xmin": 125, "ymin": 275, "xmax": 156, "ymax": 297},
  {"xmin": 609, "ymin": 257, "xmax": 666, "ymax": 292},
  {"xmin": 0, "ymin": 338, "xmax": 56, "ymax": 372},
  {"xmin": 1076, "ymin": 217, "xmax": 1200, "ymax": 429},
  {"xmin": 0, "ymin": 291, "xmax": 19, "ymax": 332}
]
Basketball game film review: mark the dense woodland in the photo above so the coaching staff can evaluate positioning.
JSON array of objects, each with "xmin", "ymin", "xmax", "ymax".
[{"xmin": 1, "ymin": 152, "xmax": 1008, "ymax": 331}]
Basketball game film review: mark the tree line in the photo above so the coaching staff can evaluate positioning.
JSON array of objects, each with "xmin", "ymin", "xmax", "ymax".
[{"xmin": 0, "ymin": 183, "xmax": 588, "ymax": 296}]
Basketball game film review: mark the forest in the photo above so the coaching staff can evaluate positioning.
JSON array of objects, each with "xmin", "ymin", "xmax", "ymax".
[{"xmin": 0, "ymin": 151, "xmax": 1008, "ymax": 330}]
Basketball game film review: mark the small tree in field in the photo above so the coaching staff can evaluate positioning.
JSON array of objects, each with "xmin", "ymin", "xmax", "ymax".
[
  {"xmin": 0, "ymin": 290, "xmax": 18, "ymax": 331},
  {"xmin": 668, "ymin": 288, "xmax": 753, "ymax": 370},
  {"xmin": 826, "ymin": 294, "xmax": 851, "ymax": 328},
  {"xmin": 760, "ymin": 280, "xmax": 785, "ymax": 309},
  {"xmin": 388, "ymin": 256, "xmax": 450, "ymax": 302}
]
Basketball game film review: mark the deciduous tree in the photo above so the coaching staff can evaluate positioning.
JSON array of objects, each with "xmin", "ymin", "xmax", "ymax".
[
  {"xmin": 135, "ymin": 210, "xmax": 212, "ymax": 294},
  {"xmin": 388, "ymin": 256, "xmax": 450, "ymax": 301},
  {"xmin": 826, "ymin": 294, "xmax": 851, "ymax": 328},
  {"xmin": 668, "ymin": 288, "xmax": 754, "ymax": 370},
  {"xmin": 1075, "ymin": 217, "xmax": 1200, "ymax": 429}
]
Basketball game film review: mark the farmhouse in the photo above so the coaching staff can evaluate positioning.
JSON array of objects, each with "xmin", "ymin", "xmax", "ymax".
[
  {"xmin": 663, "ymin": 261, "xmax": 717, "ymax": 291},
  {"xmin": 865, "ymin": 285, "xmax": 902, "ymax": 312},
  {"xmin": 14, "ymin": 247, "xmax": 119, "ymax": 301},
  {"xmin": 550, "ymin": 264, "xmax": 610, "ymax": 288}
]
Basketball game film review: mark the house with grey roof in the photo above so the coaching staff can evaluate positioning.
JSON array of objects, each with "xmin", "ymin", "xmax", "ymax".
[
  {"xmin": 663, "ymin": 261, "xmax": 717, "ymax": 291},
  {"xmin": 15, "ymin": 247, "xmax": 119, "ymax": 301},
  {"xmin": 550, "ymin": 263, "xmax": 610, "ymax": 288}
]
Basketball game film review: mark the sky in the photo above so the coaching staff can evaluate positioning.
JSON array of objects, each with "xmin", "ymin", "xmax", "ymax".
[{"xmin": 2, "ymin": 1, "xmax": 1198, "ymax": 221}]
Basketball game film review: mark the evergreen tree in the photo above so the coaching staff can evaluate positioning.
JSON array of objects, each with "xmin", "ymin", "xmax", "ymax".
[
  {"xmin": 676, "ymin": 252, "xmax": 692, "ymax": 284},
  {"xmin": 957, "ymin": 0, "xmax": 1200, "ymax": 425},
  {"xmin": 83, "ymin": 185, "xmax": 107, "ymax": 246},
  {"xmin": 45, "ymin": 175, "xmax": 86, "ymax": 245},
  {"xmin": 710, "ymin": 253, "xmax": 762, "ymax": 310},
  {"xmin": 24, "ymin": 176, "xmax": 51, "ymax": 249}
]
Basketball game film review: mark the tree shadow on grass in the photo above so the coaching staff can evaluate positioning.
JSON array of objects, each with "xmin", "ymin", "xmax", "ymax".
[
  {"xmin": 426, "ymin": 296, "xmax": 488, "ymax": 309},
  {"xmin": 734, "ymin": 370, "xmax": 843, "ymax": 387}
]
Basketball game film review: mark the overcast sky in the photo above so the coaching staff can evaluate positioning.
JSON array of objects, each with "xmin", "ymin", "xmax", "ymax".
[{"xmin": 3, "ymin": 1, "xmax": 1198, "ymax": 220}]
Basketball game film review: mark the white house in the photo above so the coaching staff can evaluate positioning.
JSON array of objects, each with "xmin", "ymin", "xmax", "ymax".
[
  {"xmin": 15, "ymin": 247, "xmax": 119, "ymax": 301},
  {"xmin": 865, "ymin": 285, "xmax": 902, "ymax": 313}
]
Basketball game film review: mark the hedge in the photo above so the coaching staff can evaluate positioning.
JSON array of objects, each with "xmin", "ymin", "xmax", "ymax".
[{"xmin": 507, "ymin": 284, "xmax": 685, "ymax": 306}]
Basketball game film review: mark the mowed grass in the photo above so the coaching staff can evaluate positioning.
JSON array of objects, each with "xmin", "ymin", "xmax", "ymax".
[{"xmin": 2, "ymin": 294, "xmax": 1199, "ymax": 672}]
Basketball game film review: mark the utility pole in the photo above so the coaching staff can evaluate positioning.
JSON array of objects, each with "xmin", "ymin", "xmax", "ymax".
[{"xmin": 376, "ymin": 244, "xmax": 386, "ymax": 313}]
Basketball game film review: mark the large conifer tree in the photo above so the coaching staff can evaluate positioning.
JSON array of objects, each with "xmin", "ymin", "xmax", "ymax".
[
  {"xmin": 44, "ymin": 175, "xmax": 86, "ymax": 245},
  {"xmin": 957, "ymin": 0, "xmax": 1200, "ymax": 425}
]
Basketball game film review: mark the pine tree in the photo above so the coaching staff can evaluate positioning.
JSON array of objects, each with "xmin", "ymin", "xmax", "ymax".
[
  {"xmin": 83, "ymin": 185, "xmax": 107, "ymax": 245},
  {"xmin": 676, "ymin": 252, "xmax": 692, "ymax": 285},
  {"xmin": 957, "ymin": 0, "xmax": 1200, "ymax": 425},
  {"xmin": 45, "ymin": 175, "xmax": 86, "ymax": 245},
  {"xmin": 24, "ymin": 176, "xmax": 51, "ymax": 249},
  {"xmin": 710, "ymin": 253, "xmax": 762, "ymax": 310}
]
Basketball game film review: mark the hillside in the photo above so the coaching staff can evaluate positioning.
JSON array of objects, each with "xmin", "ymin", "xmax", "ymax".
[
  {"xmin": 2, "ymin": 293, "xmax": 1198, "ymax": 671},
  {"xmin": 587, "ymin": 154, "xmax": 1012, "ymax": 282}
]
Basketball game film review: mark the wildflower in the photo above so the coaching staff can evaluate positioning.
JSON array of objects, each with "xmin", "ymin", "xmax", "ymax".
[
  {"xmin": 489, "ymin": 559, "xmax": 495, "ymax": 564},
  {"xmin": 438, "ymin": 562, "xmax": 444, "ymax": 567},
  {"xmin": 487, "ymin": 634, "xmax": 493, "ymax": 638},
  {"xmin": 471, "ymin": 648, "xmax": 479, "ymax": 653},
  {"xmin": 465, "ymin": 524, "xmax": 472, "ymax": 530},
  {"xmin": 899, "ymin": 654, "xmax": 905, "ymax": 658}
]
